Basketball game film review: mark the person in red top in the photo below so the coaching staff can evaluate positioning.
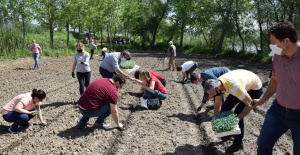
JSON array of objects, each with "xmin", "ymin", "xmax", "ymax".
[
  {"xmin": 76, "ymin": 74, "xmax": 125, "ymax": 130},
  {"xmin": 134, "ymin": 70, "xmax": 166, "ymax": 86},
  {"xmin": 130, "ymin": 70, "xmax": 168, "ymax": 106}
]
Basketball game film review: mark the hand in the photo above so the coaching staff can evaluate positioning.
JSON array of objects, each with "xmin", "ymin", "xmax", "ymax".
[
  {"xmin": 72, "ymin": 72, "xmax": 75, "ymax": 78},
  {"xmin": 29, "ymin": 111, "xmax": 36, "ymax": 115},
  {"xmin": 41, "ymin": 121, "xmax": 47, "ymax": 126},
  {"xmin": 197, "ymin": 106, "xmax": 202, "ymax": 111},
  {"xmin": 252, "ymin": 99, "xmax": 262, "ymax": 109},
  {"xmin": 117, "ymin": 123, "xmax": 124, "ymax": 131}
]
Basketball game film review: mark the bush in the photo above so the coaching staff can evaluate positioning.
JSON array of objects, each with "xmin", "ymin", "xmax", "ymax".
[
  {"xmin": 120, "ymin": 60, "xmax": 136, "ymax": 69},
  {"xmin": 212, "ymin": 111, "xmax": 237, "ymax": 133}
]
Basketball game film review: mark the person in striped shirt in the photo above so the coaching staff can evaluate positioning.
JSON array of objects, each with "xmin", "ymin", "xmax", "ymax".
[{"xmin": 203, "ymin": 69, "xmax": 263, "ymax": 154}]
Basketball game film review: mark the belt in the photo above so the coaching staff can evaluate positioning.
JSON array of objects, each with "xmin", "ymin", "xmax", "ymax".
[{"xmin": 278, "ymin": 103, "xmax": 300, "ymax": 112}]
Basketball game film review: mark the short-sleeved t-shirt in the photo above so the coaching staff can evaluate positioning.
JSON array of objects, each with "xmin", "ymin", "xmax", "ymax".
[
  {"xmin": 100, "ymin": 52, "xmax": 121, "ymax": 72},
  {"xmin": 273, "ymin": 47, "xmax": 300, "ymax": 109},
  {"xmin": 77, "ymin": 78, "xmax": 118, "ymax": 112},
  {"xmin": 2, "ymin": 92, "xmax": 35, "ymax": 115},
  {"xmin": 148, "ymin": 70, "xmax": 164, "ymax": 80},
  {"xmin": 73, "ymin": 52, "xmax": 91, "ymax": 72},
  {"xmin": 147, "ymin": 76, "xmax": 167, "ymax": 94},
  {"xmin": 219, "ymin": 69, "xmax": 262, "ymax": 101},
  {"xmin": 181, "ymin": 61, "xmax": 195, "ymax": 72}
]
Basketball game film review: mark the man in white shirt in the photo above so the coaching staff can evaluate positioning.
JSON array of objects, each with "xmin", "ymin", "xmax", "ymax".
[{"xmin": 176, "ymin": 61, "xmax": 198, "ymax": 83}]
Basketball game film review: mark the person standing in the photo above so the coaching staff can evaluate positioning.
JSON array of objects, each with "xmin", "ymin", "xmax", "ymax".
[
  {"xmin": 203, "ymin": 69, "xmax": 263, "ymax": 154},
  {"xmin": 176, "ymin": 61, "xmax": 198, "ymax": 83},
  {"xmin": 253, "ymin": 21, "xmax": 300, "ymax": 155},
  {"xmin": 2, "ymin": 89, "xmax": 47, "ymax": 134},
  {"xmin": 72, "ymin": 42, "xmax": 91, "ymax": 95},
  {"xmin": 101, "ymin": 47, "xmax": 107, "ymax": 60},
  {"xmin": 99, "ymin": 50, "xmax": 131, "ymax": 78},
  {"xmin": 29, "ymin": 40, "xmax": 42, "ymax": 69},
  {"xmin": 167, "ymin": 41, "xmax": 176, "ymax": 71},
  {"xmin": 76, "ymin": 75, "xmax": 125, "ymax": 130},
  {"xmin": 89, "ymin": 40, "xmax": 97, "ymax": 59},
  {"xmin": 190, "ymin": 67, "xmax": 230, "ymax": 111}
]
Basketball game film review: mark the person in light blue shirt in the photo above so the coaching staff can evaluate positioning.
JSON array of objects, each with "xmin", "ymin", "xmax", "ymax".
[
  {"xmin": 190, "ymin": 67, "xmax": 230, "ymax": 111},
  {"xmin": 99, "ymin": 50, "xmax": 131, "ymax": 78}
]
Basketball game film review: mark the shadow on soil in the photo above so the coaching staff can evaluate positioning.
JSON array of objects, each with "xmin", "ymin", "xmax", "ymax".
[
  {"xmin": 57, "ymin": 126, "xmax": 94, "ymax": 139},
  {"xmin": 161, "ymin": 143, "xmax": 226, "ymax": 155},
  {"xmin": 40, "ymin": 102, "xmax": 75, "ymax": 109},
  {"xmin": 167, "ymin": 113, "xmax": 198, "ymax": 124}
]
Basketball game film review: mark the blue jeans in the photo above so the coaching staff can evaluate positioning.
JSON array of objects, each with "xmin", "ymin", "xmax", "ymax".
[
  {"xmin": 99, "ymin": 67, "xmax": 116, "ymax": 78},
  {"xmin": 76, "ymin": 72, "xmax": 91, "ymax": 95},
  {"xmin": 143, "ymin": 89, "xmax": 168, "ymax": 101},
  {"xmin": 257, "ymin": 99, "xmax": 300, "ymax": 155},
  {"xmin": 32, "ymin": 53, "xmax": 40, "ymax": 69},
  {"xmin": 3, "ymin": 109, "xmax": 36, "ymax": 130},
  {"xmin": 79, "ymin": 103, "xmax": 111, "ymax": 124}
]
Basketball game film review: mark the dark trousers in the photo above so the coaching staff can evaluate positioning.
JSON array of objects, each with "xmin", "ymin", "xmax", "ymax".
[
  {"xmin": 90, "ymin": 49, "xmax": 94, "ymax": 59},
  {"xmin": 76, "ymin": 72, "xmax": 91, "ymax": 95},
  {"xmin": 99, "ymin": 67, "xmax": 116, "ymax": 78},
  {"xmin": 159, "ymin": 79, "xmax": 166, "ymax": 86},
  {"xmin": 186, "ymin": 62, "xmax": 198, "ymax": 79},
  {"xmin": 221, "ymin": 87, "xmax": 263, "ymax": 144},
  {"xmin": 3, "ymin": 109, "xmax": 36, "ymax": 130}
]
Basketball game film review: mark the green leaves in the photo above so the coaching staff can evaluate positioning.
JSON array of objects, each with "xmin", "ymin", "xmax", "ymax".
[
  {"xmin": 120, "ymin": 60, "xmax": 136, "ymax": 69},
  {"xmin": 212, "ymin": 111, "xmax": 237, "ymax": 133}
]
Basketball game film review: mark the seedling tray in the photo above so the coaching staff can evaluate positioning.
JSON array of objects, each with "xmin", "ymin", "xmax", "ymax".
[
  {"xmin": 121, "ymin": 65, "xmax": 140, "ymax": 74},
  {"xmin": 215, "ymin": 124, "xmax": 241, "ymax": 138}
]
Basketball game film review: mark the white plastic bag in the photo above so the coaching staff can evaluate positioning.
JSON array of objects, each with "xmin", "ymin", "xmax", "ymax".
[
  {"xmin": 141, "ymin": 99, "xmax": 148, "ymax": 109},
  {"xmin": 164, "ymin": 57, "xmax": 169, "ymax": 64}
]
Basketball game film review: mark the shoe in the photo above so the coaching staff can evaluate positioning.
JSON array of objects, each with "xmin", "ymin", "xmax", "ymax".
[
  {"xmin": 19, "ymin": 123, "xmax": 32, "ymax": 130},
  {"xmin": 8, "ymin": 127, "xmax": 18, "ymax": 134},
  {"xmin": 225, "ymin": 142, "xmax": 244, "ymax": 154},
  {"xmin": 93, "ymin": 121, "xmax": 110, "ymax": 129},
  {"xmin": 76, "ymin": 121, "xmax": 87, "ymax": 130}
]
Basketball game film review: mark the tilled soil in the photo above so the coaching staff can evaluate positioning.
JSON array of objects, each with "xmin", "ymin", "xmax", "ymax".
[{"xmin": 0, "ymin": 50, "xmax": 293, "ymax": 155}]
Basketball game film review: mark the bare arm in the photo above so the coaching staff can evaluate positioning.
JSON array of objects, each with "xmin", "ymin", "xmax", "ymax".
[
  {"xmin": 143, "ymin": 81, "xmax": 155, "ymax": 92},
  {"xmin": 253, "ymin": 76, "xmax": 277, "ymax": 108},
  {"xmin": 14, "ymin": 102, "xmax": 35, "ymax": 115},
  {"xmin": 110, "ymin": 103, "xmax": 123, "ymax": 128},
  {"xmin": 181, "ymin": 72, "xmax": 186, "ymax": 82},
  {"xmin": 116, "ymin": 68, "xmax": 130, "ymax": 79},
  {"xmin": 237, "ymin": 93, "xmax": 254, "ymax": 122},
  {"xmin": 213, "ymin": 95, "xmax": 223, "ymax": 114},
  {"xmin": 36, "ymin": 103, "xmax": 47, "ymax": 125}
]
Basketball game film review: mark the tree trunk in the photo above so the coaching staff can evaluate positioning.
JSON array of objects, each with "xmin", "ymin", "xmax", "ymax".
[
  {"xmin": 22, "ymin": 18, "xmax": 26, "ymax": 47},
  {"xmin": 50, "ymin": 21, "xmax": 54, "ymax": 48},
  {"xmin": 235, "ymin": 0, "xmax": 244, "ymax": 52},
  {"xmin": 179, "ymin": 22, "xmax": 184, "ymax": 49},
  {"xmin": 66, "ymin": 23, "xmax": 69, "ymax": 47}
]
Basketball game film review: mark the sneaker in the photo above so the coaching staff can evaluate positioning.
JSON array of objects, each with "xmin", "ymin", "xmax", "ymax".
[
  {"xmin": 93, "ymin": 121, "xmax": 110, "ymax": 129},
  {"xmin": 19, "ymin": 123, "xmax": 32, "ymax": 130},
  {"xmin": 8, "ymin": 127, "xmax": 18, "ymax": 134},
  {"xmin": 225, "ymin": 142, "xmax": 244, "ymax": 154},
  {"xmin": 76, "ymin": 121, "xmax": 87, "ymax": 130}
]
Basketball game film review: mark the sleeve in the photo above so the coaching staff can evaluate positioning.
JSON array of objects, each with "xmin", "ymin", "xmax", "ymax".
[
  {"xmin": 202, "ymin": 92, "xmax": 209, "ymax": 104},
  {"xmin": 73, "ymin": 54, "xmax": 77, "ymax": 65},
  {"xmin": 20, "ymin": 98, "xmax": 30, "ymax": 106},
  {"xmin": 228, "ymin": 84, "xmax": 248, "ymax": 101},
  {"xmin": 272, "ymin": 55, "xmax": 279, "ymax": 77},
  {"xmin": 112, "ymin": 56, "xmax": 120, "ymax": 71}
]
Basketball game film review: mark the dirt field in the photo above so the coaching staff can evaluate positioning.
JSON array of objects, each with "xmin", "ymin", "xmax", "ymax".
[{"xmin": 0, "ymin": 50, "xmax": 293, "ymax": 155}]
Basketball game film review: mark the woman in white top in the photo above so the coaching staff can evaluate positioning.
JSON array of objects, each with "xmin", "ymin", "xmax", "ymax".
[
  {"xmin": 72, "ymin": 42, "xmax": 91, "ymax": 95},
  {"xmin": 176, "ymin": 61, "xmax": 198, "ymax": 83}
]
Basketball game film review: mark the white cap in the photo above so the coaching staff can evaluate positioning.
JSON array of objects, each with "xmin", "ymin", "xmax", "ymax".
[{"xmin": 169, "ymin": 41, "xmax": 173, "ymax": 45}]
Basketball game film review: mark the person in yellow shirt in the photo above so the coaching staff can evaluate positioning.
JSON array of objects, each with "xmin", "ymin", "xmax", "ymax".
[{"xmin": 203, "ymin": 69, "xmax": 263, "ymax": 154}]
